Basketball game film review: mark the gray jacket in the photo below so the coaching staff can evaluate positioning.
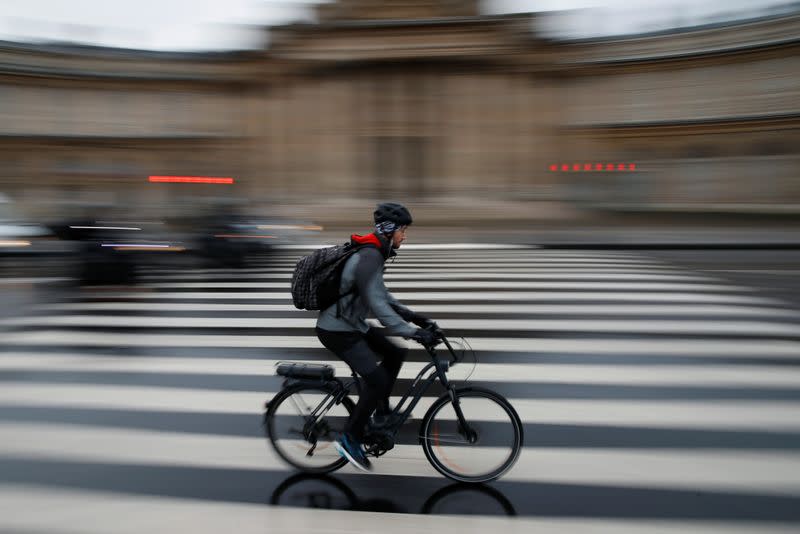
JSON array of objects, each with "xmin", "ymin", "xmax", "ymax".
[{"xmin": 316, "ymin": 234, "xmax": 417, "ymax": 338}]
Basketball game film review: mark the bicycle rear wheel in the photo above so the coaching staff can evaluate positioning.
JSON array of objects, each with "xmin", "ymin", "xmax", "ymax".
[
  {"xmin": 420, "ymin": 387, "xmax": 523, "ymax": 483},
  {"xmin": 266, "ymin": 383, "xmax": 354, "ymax": 474}
]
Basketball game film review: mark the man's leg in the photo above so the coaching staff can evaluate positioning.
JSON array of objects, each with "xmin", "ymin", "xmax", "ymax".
[
  {"xmin": 316, "ymin": 328, "xmax": 383, "ymax": 441},
  {"xmin": 315, "ymin": 328, "xmax": 384, "ymax": 471},
  {"xmin": 348, "ymin": 366, "xmax": 390, "ymax": 439},
  {"xmin": 364, "ymin": 327, "xmax": 408, "ymax": 415}
]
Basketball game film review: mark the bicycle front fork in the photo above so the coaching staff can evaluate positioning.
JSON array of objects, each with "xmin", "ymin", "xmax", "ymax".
[{"xmin": 446, "ymin": 389, "xmax": 476, "ymax": 443}]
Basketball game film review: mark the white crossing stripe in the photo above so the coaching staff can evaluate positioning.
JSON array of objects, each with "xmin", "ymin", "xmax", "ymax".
[
  {"xmin": 139, "ymin": 265, "xmax": 705, "ymax": 274},
  {"xmin": 0, "ymin": 277, "xmax": 71, "ymax": 285},
  {"xmin": 2, "ymin": 354, "xmax": 800, "ymax": 387},
  {"xmin": 139, "ymin": 267, "xmax": 694, "ymax": 277},
  {"xmin": 5, "ymin": 315, "xmax": 800, "ymax": 337},
  {"xmin": 276, "ymin": 243, "xmax": 534, "ymax": 250},
  {"xmin": 271, "ymin": 249, "xmax": 637, "ymax": 257},
  {"xmin": 708, "ymin": 269, "xmax": 800, "ymax": 275},
  {"xmin": 137, "ymin": 265, "xmax": 683, "ymax": 277},
  {"xmin": 74, "ymin": 290, "xmax": 784, "ymax": 305},
  {"xmin": 1, "ymin": 488, "xmax": 794, "ymax": 534},
  {"xmin": 4, "ymin": 330, "xmax": 800, "ymax": 356},
  {"xmin": 3, "ymin": 423, "xmax": 800, "ymax": 495},
  {"xmin": 384, "ymin": 273, "xmax": 718, "ymax": 281},
  {"xmin": 243, "ymin": 251, "xmax": 668, "ymax": 257},
  {"xmin": 233, "ymin": 260, "xmax": 676, "ymax": 267},
  {"xmin": 1, "ymin": 383, "xmax": 799, "ymax": 431},
  {"xmin": 31, "ymin": 302, "xmax": 800, "ymax": 318},
  {"xmin": 0, "ymin": 492, "xmax": 796, "ymax": 534},
  {"xmin": 142, "ymin": 281, "xmax": 753, "ymax": 291},
  {"xmin": 139, "ymin": 272, "xmax": 716, "ymax": 281}
]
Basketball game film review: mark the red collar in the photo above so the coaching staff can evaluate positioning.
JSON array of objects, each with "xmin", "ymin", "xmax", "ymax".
[
  {"xmin": 350, "ymin": 232, "xmax": 395, "ymax": 259},
  {"xmin": 350, "ymin": 233, "xmax": 382, "ymax": 248}
]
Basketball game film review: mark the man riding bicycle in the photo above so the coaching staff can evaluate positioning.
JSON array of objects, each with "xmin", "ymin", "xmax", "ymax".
[{"xmin": 315, "ymin": 202, "xmax": 438, "ymax": 471}]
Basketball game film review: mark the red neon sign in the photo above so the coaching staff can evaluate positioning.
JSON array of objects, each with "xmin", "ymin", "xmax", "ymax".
[
  {"xmin": 149, "ymin": 176, "xmax": 235, "ymax": 184},
  {"xmin": 548, "ymin": 164, "xmax": 637, "ymax": 172}
]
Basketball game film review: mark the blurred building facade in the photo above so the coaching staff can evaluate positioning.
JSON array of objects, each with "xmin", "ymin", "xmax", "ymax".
[
  {"xmin": 557, "ymin": 10, "xmax": 800, "ymax": 214},
  {"xmin": 0, "ymin": 43, "xmax": 262, "ymax": 219},
  {"xmin": 0, "ymin": 0, "xmax": 798, "ymax": 222}
]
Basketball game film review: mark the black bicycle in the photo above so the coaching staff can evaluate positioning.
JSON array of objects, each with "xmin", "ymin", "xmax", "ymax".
[{"xmin": 263, "ymin": 328, "xmax": 523, "ymax": 483}]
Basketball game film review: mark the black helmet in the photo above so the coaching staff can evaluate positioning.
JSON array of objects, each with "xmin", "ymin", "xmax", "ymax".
[{"xmin": 373, "ymin": 202, "xmax": 412, "ymax": 226}]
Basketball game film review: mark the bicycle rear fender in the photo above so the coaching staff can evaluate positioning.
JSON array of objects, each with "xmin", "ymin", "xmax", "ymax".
[{"xmin": 264, "ymin": 378, "xmax": 344, "ymax": 420}]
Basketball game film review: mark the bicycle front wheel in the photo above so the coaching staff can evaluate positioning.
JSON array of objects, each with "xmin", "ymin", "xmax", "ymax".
[
  {"xmin": 266, "ymin": 383, "xmax": 354, "ymax": 474},
  {"xmin": 420, "ymin": 387, "xmax": 523, "ymax": 483}
]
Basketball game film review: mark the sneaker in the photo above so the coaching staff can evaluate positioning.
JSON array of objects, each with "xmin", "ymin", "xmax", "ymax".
[{"xmin": 335, "ymin": 433, "xmax": 372, "ymax": 472}]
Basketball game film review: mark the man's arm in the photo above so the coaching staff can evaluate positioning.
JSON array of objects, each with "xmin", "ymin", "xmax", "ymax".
[
  {"xmin": 387, "ymin": 286, "xmax": 435, "ymax": 329},
  {"xmin": 387, "ymin": 291, "xmax": 414, "ymax": 321},
  {"xmin": 355, "ymin": 248, "xmax": 417, "ymax": 338}
]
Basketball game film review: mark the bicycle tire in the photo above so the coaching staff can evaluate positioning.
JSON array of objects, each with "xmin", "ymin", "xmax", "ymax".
[
  {"xmin": 265, "ymin": 382, "xmax": 355, "ymax": 474},
  {"xmin": 420, "ymin": 387, "xmax": 523, "ymax": 483}
]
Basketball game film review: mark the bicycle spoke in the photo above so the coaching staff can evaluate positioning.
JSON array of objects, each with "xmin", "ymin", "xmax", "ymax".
[
  {"xmin": 289, "ymin": 394, "xmax": 311, "ymax": 416},
  {"xmin": 418, "ymin": 434, "xmax": 471, "ymax": 444}
]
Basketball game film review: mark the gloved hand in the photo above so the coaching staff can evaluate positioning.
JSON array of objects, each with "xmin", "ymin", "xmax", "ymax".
[
  {"xmin": 410, "ymin": 312, "xmax": 437, "ymax": 330},
  {"xmin": 412, "ymin": 328, "xmax": 439, "ymax": 348}
]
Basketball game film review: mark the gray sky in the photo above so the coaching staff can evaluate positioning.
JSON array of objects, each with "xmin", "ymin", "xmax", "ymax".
[{"xmin": 0, "ymin": 0, "xmax": 791, "ymax": 51}]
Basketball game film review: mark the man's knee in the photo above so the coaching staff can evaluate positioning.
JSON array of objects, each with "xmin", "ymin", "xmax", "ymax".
[
  {"xmin": 384, "ymin": 341, "xmax": 408, "ymax": 364},
  {"xmin": 367, "ymin": 328, "xmax": 407, "ymax": 361},
  {"xmin": 363, "ymin": 366, "xmax": 391, "ymax": 393}
]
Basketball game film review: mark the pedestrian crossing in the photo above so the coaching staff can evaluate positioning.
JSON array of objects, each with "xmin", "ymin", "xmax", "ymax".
[{"xmin": 1, "ymin": 244, "xmax": 800, "ymax": 532}]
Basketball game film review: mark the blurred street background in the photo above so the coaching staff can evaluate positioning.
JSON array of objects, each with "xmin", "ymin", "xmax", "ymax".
[{"xmin": 1, "ymin": 1, "xmax": 800, "ymax": 532}]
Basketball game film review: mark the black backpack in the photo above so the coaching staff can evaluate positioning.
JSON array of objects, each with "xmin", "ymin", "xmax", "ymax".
[{"xmin": 290, "ymin": 242, "xmax": 368, "ymax": 311}]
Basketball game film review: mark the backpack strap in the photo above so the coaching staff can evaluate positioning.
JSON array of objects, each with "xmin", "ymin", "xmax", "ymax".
[
  {"xmin": 335, "ymin": 288, "xmax": 353, "ymax": 319},
  {"xmin": 334, "ymin": 242, "xmax": 375, "ymax": 319}
]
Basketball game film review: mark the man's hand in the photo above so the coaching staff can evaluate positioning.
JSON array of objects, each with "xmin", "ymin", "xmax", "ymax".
[
  {"xmin": 412, "ymin": 328, "xmax": 439, "ymax": 348},
  {"xmin": 410, "ymin": 312, "xmax": 437, "ymax": 330}
]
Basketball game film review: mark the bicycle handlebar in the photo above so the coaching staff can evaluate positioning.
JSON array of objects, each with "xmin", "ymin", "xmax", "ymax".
[{"xmin": 423, "ymin": 324, "xmax": 462, "ymax": 364}]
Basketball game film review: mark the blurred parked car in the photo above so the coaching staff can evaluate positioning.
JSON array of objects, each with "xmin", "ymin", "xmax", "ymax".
[
  {"xmin": 0, "ymin": 193, "xmax": 74, "ymax": 262},
  {"xmin": 50, "ymin": 217, "xmax": 190, "ymax": 285},
  {"xmin": 178, "ymin": 212, "xmax": 323, "ymax": 268}
]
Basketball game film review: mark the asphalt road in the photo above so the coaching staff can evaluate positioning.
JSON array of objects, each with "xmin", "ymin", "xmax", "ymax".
[
  {"xmin": 1, "ymin": 245, "xmax": 799, "ymax": 533},
  {"xmin": 648, "ymin": 249, "xmax": 800, "ymax": 307}
]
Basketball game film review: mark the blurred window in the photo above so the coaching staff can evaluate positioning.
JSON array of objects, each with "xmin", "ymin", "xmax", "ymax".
[
  {"xmin": 0, "ymin": 87, "xmax": 12, "ymax": 131},
  {"xmin": 165, "ymin": 91, "xmax": 193, "ymax": 134},
  {"xmin": 755, "ymin": 140, "xmax": 793, "ymax": 156},
  {"xmin": 109, "ymin": 91, "xmax": 130, "ymax": 135},
  {"xmin": 372, "ymin": 136, "xmax": 429, "ymax": 197},
  {"xmin": 684, "ymin": 145, "xmax": 717, "ymax": 158},
  {"xmin": 0, "ymin": 153, "xmax": 21, "ymax": 180},
  {"xmin": 56, "ymin": 89, "xmax": 74, "ymax": 135}
]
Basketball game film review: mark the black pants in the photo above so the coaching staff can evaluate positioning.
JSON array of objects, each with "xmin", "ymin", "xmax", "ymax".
[{"xmin": 316, "ymin": 327, "xmax": 407, "ymax": 441}]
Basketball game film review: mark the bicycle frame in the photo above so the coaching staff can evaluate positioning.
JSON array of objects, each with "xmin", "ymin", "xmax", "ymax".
[
  {"xmin": 385, "ymin": 352, "xmax": 453, "ymax": 428},
  {"xmin": 284, "ymin": 333, "xmax": 474, "ymax": 445}
]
